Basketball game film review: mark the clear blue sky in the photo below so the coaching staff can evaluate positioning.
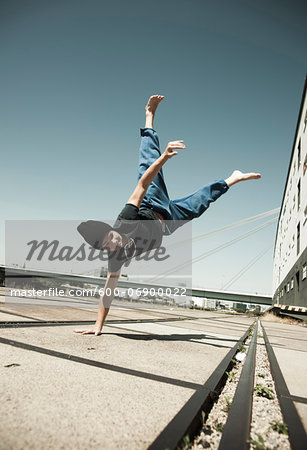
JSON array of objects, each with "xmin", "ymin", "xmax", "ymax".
[{"xmin": 1, "ymin": 0, "xmax": 307, "ymax": 295}]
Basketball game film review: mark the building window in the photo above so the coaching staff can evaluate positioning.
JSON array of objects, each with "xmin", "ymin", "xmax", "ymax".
[
  {"xmin": 298, "ymin": 139, "xmax": 301, "ymax": 168},
  {"xmin": 287, "ymin": 282, "xmax": 290, "ymax": 292},
  {"xmin": 297, "ymin": 180, "xmax": 301, "ymax": 210},
  {"xmin": 303, "ymin": 263, "xmax": 307, "ymax": 280},
  {"xmin": 297, "ymin": 222, "xmax": 300, "ymax": 255},
  {"xmin": 304, "ymin": 109, "xmax": 307, "ymax": 132},
  {"xmin": 291, "ymin": 278, "xmax": 294, "ymax": 289},
  {"xmin": 296, "ymin": 271, "xmax": 300, "ymax": 291}
]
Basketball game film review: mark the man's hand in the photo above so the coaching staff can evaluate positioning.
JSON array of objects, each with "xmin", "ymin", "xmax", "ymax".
[
  {"xmin": 163, "ymin": 140, "xmax": 186, "ymax": 159},
  {"xmin": 74, "ymin": 325, "xmax": 102, "ymax": 336}
]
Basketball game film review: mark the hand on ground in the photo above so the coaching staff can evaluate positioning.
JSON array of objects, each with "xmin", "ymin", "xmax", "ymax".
[{"xmin": 73, "ymin": 326, "xmax": 102, "ymax": 336}]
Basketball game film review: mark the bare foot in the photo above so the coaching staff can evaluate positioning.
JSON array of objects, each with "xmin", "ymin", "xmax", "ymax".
[
  {"xmin": 225, "ymin": 170, "xmax": 261, "ymax": 187},
  {"xmin": 145, "ymin": 95, "xmax": 164, "ymax": 128},
  {"xmin": 145, "ymin": 95, "xmax": 164, "ymax": 115}
]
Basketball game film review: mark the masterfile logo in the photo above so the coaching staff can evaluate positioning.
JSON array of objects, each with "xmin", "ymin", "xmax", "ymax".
[{"xmin": 5, "ymin": 220, "xmax": 192, "ymax": 307}]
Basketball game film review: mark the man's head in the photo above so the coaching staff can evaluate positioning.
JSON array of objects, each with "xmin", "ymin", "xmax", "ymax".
[
  {"xmin": 101, "ymin": 229, "xmax": 123, "ymax": 252},
  {"xmin": 77, "ymin": 220, "xmax": 122, "ymax": 251}
]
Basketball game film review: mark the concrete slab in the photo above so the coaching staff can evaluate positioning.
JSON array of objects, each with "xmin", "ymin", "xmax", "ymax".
[
  {"xmin": 271, "ymin": 348, "xmax": 307, "ymax": 398},
  {"xmin": 0, "ymin": 305, "xmax": 98, "ymax": 322},
  {"xmin": 295, "ymin": 404, "xmax": 307, "ymax": 434},
  {"xmin": 0, "ymin": 303, "xmax": 188, "ymax": 323},
  {"xmin": 156, "ymin": 316, "xmax": 253, "ymax": 337},
  {"xmin": 0, "ymin": 312, "xmax": 36, "ymax": 322},
  {"xmin": 109, "ymin": 322, "xmax": 241, "ymax": 348},
  {"xmin": 0, "ymin": 323, "xmax": 239, "ymax": 384},
  {"xmin": 0, "ymin": 308, "xmax": 252, "ymax": 449},
  {"xmin": 261, "ymin": 320, "xmax": 307, "ymax": 353},
  {"xmin": 1, "ymin": 342, "xmax": 194, "ymax": 450}
]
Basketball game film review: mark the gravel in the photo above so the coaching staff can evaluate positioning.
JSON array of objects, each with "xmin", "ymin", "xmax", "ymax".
[{"xmin": 189, "ymin": 336, "xmax": 250, "ymax": 449}]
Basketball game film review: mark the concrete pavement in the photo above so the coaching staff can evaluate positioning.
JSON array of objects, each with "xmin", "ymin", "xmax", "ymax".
[{"xmin": 0, "ymin": 303, "xmax": 253, "ymax": 449}]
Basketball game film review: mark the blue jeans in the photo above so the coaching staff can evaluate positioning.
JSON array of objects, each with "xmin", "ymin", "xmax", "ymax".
[{"xmin": 138, "ymin": 128, "xmax": 229, "ymax": 235}]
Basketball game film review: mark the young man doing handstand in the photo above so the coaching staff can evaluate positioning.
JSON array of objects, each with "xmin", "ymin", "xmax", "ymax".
[{"xmin": 75, "ymin": 95, "xmax": 261, "ymax": 336}]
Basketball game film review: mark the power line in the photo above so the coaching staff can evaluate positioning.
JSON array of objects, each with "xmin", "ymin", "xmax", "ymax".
[
  {"xmin": 222, "ymin": 244, "xmax": 273, "ymax": 290},
  {"xmin": 191, "ymin": 208, "xmax": 280, "ymax": 242},
  {"xmin": 166, "ymin": 207, "xmax": 280, "ymax": 250},
  {"xmin": 150, "ymin": 216, "xmax": 278, "ymax": 283}
]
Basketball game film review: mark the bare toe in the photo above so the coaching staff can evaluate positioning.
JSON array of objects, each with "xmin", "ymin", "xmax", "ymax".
[{"xmin": 145, "ymin": 95, "xmax": 164, "ymax": 114}]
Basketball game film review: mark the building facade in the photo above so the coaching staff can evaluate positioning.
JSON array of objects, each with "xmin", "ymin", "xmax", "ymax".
[{"xmin": 273, "ymin": 78, "xmax": 307, "ymax": 307}]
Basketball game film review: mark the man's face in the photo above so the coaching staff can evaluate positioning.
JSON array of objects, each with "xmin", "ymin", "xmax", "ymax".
[{"xmin": 102, "ymin": 230, "xmax": 123, "ymax": 252}]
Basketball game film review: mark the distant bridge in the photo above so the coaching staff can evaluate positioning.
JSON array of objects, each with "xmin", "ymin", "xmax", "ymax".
[{"xmin": 0, "ymin": 265, "xmax": 272, "ymax": 305}]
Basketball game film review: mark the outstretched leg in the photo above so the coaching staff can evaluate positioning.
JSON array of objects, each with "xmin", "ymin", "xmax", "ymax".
[
  {"xmin": 138, "ymin": 95, "xmax": 165, "ymax": 180},
  {"xmin": 166, "ymin": 170, "xmax": 261, "ymax": 234},
  {"xmin": 138, "ymin": 95, "xmax": 173, "ymax": 217}
]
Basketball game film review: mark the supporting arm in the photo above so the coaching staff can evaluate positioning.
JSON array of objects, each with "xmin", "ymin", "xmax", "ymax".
[{"xmin": 74, "ymin": 270, "xmax": 120, "ymax": 336}]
